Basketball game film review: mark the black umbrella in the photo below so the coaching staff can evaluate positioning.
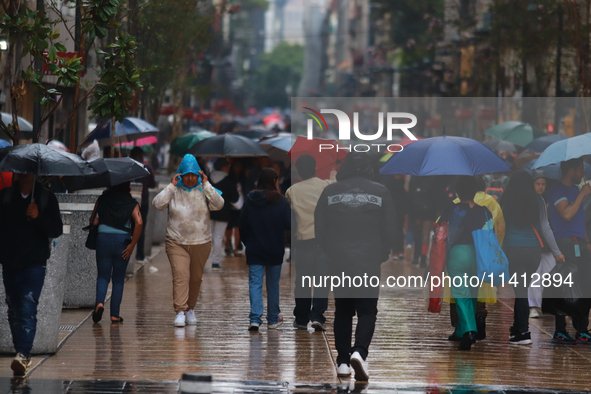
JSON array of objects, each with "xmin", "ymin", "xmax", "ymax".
[
  {"xmin": 524, "ymin": 134, "xmax": 571, "ymax": 153},
  {"xmin": 233, "ymin": 129, "xmax": 274, "ymax": 141},
  {"xmin": 62, "ymin": 158, "xmax": 151, "ymax": 192},
  {"xmin": 188, "ymin": 134, "xmax": 269, "ymax": 157},
  {"xmin": 0, "ymin": 143, "xmax": 96, "ymax": 176},
  {"xmin": 482, "ymin": 139, "xmax": 519, "ymax": 153}
]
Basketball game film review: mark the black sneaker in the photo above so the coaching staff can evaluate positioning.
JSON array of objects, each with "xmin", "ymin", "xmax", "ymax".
[
  {"xmin": 576, "ymin": 331, "xmax": 591, "ymax": 344},
  {"xmin": 552, "ymin": 331, "xmax": 576, "ymax": 344},
  {"xmin": 212, "ymin": 263, "xmax": 222, "ymax": 271},
  {"xmin": 248, "ymin": 323, "xmax": 260, "ymax": 331},
  {"xmin": 509, "ymin": 331, "xmax": 532, "ymax": 345},
  {"xmin": 508, "ymin": 326, "xmax": 518, "ymax": 340},
  {"xmin": 458, "ymin": 331, "xmax": 477, "ymax": 351}
]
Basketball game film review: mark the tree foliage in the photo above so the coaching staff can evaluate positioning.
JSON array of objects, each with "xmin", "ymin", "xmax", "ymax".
[{"xmin": 253, "ymin": 42, "xmax": 303, "ymax": 109}]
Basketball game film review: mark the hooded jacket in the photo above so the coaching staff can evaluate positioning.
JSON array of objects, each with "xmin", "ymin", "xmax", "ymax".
[
  {"xmin": 314, "ymin": 153, "xmax": 396, "ymax": 275},
  {"xmin": 152, "ymin": 155, "xmax": 225, "ymax": 245},
  {"xmin": 239, "ymin": 190, "xmax": 291, "ymax": 266}
]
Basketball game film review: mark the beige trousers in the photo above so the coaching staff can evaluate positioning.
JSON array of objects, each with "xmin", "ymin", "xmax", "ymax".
[{"xmin": 165, "ymin": 239, "xmax": 212, "ymax": 313}]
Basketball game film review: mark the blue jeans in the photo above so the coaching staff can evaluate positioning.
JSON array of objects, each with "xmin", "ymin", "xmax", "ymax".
[
  {"xmin": 96, "ymin": 233, "xmax": 131, "ymax": 318},
  {"xmin": 3, "ymin": 265, "xmax": 46, "ymax": 357},
  {"xmin": 249, "ymin": 264, "xmax": 282, "ymax": 325}
]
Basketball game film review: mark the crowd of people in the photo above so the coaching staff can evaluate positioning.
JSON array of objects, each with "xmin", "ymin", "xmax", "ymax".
[{"xmin": 3, "ymin": 142, "xmax": 591, "ymax": 382}]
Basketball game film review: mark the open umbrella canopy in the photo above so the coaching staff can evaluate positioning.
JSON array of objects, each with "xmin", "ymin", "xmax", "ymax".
[
  {"xmin": 0, "ymin": 143, "xmax": 97, "ymax": 176},
  {"xmin": 484, "ymin": 121, "xmax": 546, "ymax": 147},
  {"xmin": 0, "ymin": 140, "xmax": 11, "ymax": 149},
  {"xmin": 482, "ymin": 139, "xmax": 519, "ymax": 153},
  {"xmin": 380, "ymin": 136, "xmax": 511, "ymax": 176},
  {"xmin": 47, "ymin": 140, "xmax": 69, "ymax": 152},
  {"xmin": 379, "ymin": 137, "xmax": 423, "ymax": 162},
  {"xmin": 525, "ymin": 134, "xmax": 570, "ymax": 153},
  {"xmin": 289, "ymin": 136, "xmax": 348, "ymax": 180},
  {"xmin": 259, "ymin": 134, "xmax": 293, "ymax": 167},
  {"xmin": 81, "ymin": 117, "xmax": 159, "ymax": 145},
  {"xmin": 233, "ymin": 129, "xmax": 274, "ymax": 141},
  {"xmin": 1, "ymin": 112, "xmax": 33, "ymax": 133},
  {"xmin": 533, "ymin": 133, "xmax": 591, "ymax": 169},
  {"xmin": 170, "ymin": 130, "xmax": 216, "ymax": 157},
  {"xmin": 62, "ymin": 158, "xmax": 150, "ymax": 192},
  {"xmin": 188, "ymin": 134, "xmax": 269, "ymax": 157}
]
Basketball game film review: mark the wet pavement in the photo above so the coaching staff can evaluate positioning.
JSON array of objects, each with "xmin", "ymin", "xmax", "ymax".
[{"xmin": 1, "ymin": 247, "xmax": 590, "ymax": 393}]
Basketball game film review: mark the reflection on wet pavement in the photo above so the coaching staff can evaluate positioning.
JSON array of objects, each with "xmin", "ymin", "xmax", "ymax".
[{"xmin": 0, "ymin": 249, "xmax": 590, "ymax": 392}]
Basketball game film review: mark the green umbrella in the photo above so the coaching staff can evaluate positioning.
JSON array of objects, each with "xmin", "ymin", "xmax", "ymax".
[
  {"xmin": 170, "ymin": 130, "xmax": 216, "ymax": 157},
  {"xmin": 484, "ymin": 121, "xmax": 546, "ymax": 147}
]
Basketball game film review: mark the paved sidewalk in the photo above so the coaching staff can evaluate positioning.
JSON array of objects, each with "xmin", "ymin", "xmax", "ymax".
[{"xmin": 1, "ymin": 249, "xmax": 591, "ymax": 391}]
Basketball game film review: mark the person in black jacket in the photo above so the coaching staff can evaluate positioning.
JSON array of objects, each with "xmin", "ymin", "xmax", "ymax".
[
  {"xmin": 0, "ymin": 174, "xmax": 63, "ymax": 377},
  {"xmin": 314, "ymin": 152, "xmax": 395, "ymax": 382},
  {"xmin": 209, "ymin": 158, "xmax": 239, "ymax": 270},
  {"xmin": 239, "ymin": 168, "xmax": 291, "ymax": 331}
]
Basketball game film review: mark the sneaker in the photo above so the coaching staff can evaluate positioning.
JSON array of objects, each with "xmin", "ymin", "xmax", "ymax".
[
  {"xmin": 510, "ymin": 331, "xmax": 532, "ymax": 345},
  {"xmin": 458, "ymin": 331, "xmax": 477, "ymax": 350},
  {"xmin": 212, "ymin": 263, "xmax": 222, "ymax": 271},
  {"xmin": 185, "ymin": 310, "xmax": 197, "ymax": 325},
  {"xmin": 224, "ymin": 248, "xmax": 235, "ymax": 257},
  {"xmin": 293, "ymin": 321, "xmax": 308, "ymax": 330},
  {"xmin": 11, "ymin": 353, "xmax": 31, "ymax": 377},
  {"xmin": 174, "ymin": 312, "xmax": 186, "ymax": 327},
  {"xmin": 576, "ymin": 331, "xmax": 591, "ymax": 344},
  {"xmin": 311, "ymin": 321, "xmax": 326, "ymax": 331},
  {"xmin": 529, "ymin": 307, "xmax": 541, "ymax": 318},
  {"xmin": 336, "ymin": 363, "xmax": 351, "ymax": 377},
  {"xmin": 350, "ymin": 352, "xmax": 369, "ymax": 381},
  {"xmin": 552, "ymin": 331, "xmax": 576, "ymax": 344},
  {"xmin": 248, "ymin": 322, "xmax": 260, "ymax": 331},
  {"xmin": 268, "ymin": 320, "xmax": 283, "ymax": 329},
  {"xmin": 508, "ymin": 326, "xmax": 519, "ymax": 340}
]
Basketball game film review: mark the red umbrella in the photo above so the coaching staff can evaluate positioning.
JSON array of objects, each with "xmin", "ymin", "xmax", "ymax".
[{"xmin": 289, "ymin": 136, "xmax": 348, "ymax": 179}]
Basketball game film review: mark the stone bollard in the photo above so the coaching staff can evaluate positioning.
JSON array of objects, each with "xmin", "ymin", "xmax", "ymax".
[
  {"xmin": 56, "ymin": 193, "xmax": 100, "ymax": 307},
  {"xmin": 179, "ymin": 373, "xmax": 212, "ymax": 394},
  {"xmin": 0, "ymin": 211, "xmax": 72, "ymax": 354}
]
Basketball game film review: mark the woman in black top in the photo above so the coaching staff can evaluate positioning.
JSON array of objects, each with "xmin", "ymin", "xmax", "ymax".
[{"xmin": 90, "ymin": 182, "xmax": 143, "ymax": 323}]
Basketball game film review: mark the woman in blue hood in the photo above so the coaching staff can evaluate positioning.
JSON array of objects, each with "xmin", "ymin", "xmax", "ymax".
[
  {"xmin": 239, "ymin": 168, "xmax": 291, "ymax": 331},
  {"xmin": 153, "ymin": 154, "xmax": 225, "ymax": 327}
]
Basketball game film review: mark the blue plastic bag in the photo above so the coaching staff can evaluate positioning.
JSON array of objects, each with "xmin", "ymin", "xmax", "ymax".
[{"xmin": 472, "ymin": 211, "xmax": 509, "ymax": 285}]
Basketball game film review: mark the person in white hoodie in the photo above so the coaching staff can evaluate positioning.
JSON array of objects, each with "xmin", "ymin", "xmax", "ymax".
[{"xmin": 153, "ymin": 154, "xmax": 225, "ymax": 327}]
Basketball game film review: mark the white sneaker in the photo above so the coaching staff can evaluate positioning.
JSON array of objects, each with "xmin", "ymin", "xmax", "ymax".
[
  {"xmin": 268, "ymin": 320, "xmax": 283, "ymax": 329},
  {"xmin": 350, "ymin": 351, "xmax": 369, "ymax": 381},
  {"xmin": 336, "ymin": 363, "xmax": 351, "ymax": 377},
  {"xmin": 174, "ymin": 312, "xmax": 186, "ymax": 327},
  {"xmin": 186, "ymin": 310, "xmax": 197, "ymax": 325},
  {"xmin": 529, "ymin": 307, "xmax": 541, "ymax": 318}
]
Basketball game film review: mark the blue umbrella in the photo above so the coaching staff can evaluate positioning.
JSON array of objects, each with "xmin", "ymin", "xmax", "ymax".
[
  {"xmin": 525, "ymin": 134, "xmax": 570, "ymax": 153},
  {"xmin": 524, "ymin": 159, "xmax": 591, "ymax": 180},
  {"xmin": 380, "ymin": 136, "xmax": 511, "ymax": 176},
  {"xmin": 81, "ymin": 117, "xmax": 159, "ymax": 145},
  {"xmin": 259, "ymin": 133, "xmax": 293, "ymax": 167},
  {"xmin": 533, "ymin": 133, "xmax": 591, "ymax": 169},
  {"xmin": 0, "ymin": 140, "xmax": 11, "ymax": 149}
]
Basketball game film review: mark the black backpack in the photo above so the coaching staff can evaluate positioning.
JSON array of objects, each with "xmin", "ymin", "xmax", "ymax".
[{"xmin": 485, "ymin": 178, "xmax": 504, "ymax": 200}]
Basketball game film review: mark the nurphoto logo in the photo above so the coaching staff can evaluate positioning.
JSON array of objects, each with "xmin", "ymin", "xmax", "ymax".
[{"xmin": 303, "ymin": 107, "xmax": 418, "ymax": 153}]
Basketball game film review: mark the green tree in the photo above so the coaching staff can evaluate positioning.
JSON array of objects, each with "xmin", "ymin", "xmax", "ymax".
[{"xmin": 253, "ymin": 42, "xmax": 303, "ymax": 109}]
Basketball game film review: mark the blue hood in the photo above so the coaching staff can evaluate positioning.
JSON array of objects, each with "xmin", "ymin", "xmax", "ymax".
[{"xmin": 177, "ymin": 154, "xmax": 203, "ymax": 192}]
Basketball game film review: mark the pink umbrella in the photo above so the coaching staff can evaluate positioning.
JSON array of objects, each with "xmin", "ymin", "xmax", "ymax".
[{"xmin": 115, "ymin": 135, "xmax": 158, "ymax": 147}]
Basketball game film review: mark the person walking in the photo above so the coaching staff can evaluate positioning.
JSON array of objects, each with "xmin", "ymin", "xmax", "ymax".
[
  {"xmin": 286, "ymin": 155, "xmax": 335, "ymax": 331},
  {"xmin": 0, "ymin": 174, "xmax": 63, "ymax": 377},
  {"xmin": 225, "ymin": 161, "xmax": 246, "ymax": 256},
  {"xmin": 130, "ymin": 147, "xmax": 156, "ymax": 262},
  {"xmin": 442, "ymin": 176, "xmax": 491, "ymax": 351},
  {"xmin": 153, "ymin": 154, "xmax": 224, "ymax": 327},
  {"xmin": 501, "ymin": 170, "xmax": 565, "ymax": 345},
  {"xmin": 240, "ymin": 168, "xmax": 291, "ymax": 331},
  {"xmin": 90, "ymin": 182, "xmax": 143, "ymax": 324},
  {"xmin": 528, "ymin": 171, "xmax": 565, "ymax": 319},
  {"xmin": 209, "ymin": 158, "xmax": 239, "ymax": 270},
  {"xmin": 408, "ymin": 176, "xmax": 442, "ymax": 267},
  {"xmin": 315, "ymin": 152, "xmax": 395, "ymax": 381},
  {"xmin": 547, "ymin": 158, "xmax": 591, "ymax": 344}
]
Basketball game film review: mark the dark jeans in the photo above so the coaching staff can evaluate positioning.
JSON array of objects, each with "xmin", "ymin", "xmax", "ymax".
[
  {"xmin": 554, "ymin": 237, "xmax": 591, "ymax": 334},
  {"xmin": 136, "ymin": 204, "xmax": 149, "ymax": 260},
  {"xmin": 334, "ymin": 297, "xmax": 378, "ymax": 365},
  {"xmin": 96, "ymin": 233, "xmax": 131, "ymax": 318},
  {"xmin": 505, "ymin": 246, "xmax": 542, "ymax": 334},
  {"xmin": 293, "ymin": 239, "xmax": 329, "ymax": 325},
  {"xmin": 3, "ymin": 265, "xmax": 46, "ymax": 357}
]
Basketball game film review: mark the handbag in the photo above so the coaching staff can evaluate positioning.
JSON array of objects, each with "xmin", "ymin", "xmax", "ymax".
[
  {"xmin": 472, "ymin": 210, "xmax": 509, "ymax": 285},
  {"xmin": 428, "ymin": 219, "xmax": 447, "ymax": 313},
  {"xmin": 85, "ymin": 224, "xmax": 98, "ymax": 250}
]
